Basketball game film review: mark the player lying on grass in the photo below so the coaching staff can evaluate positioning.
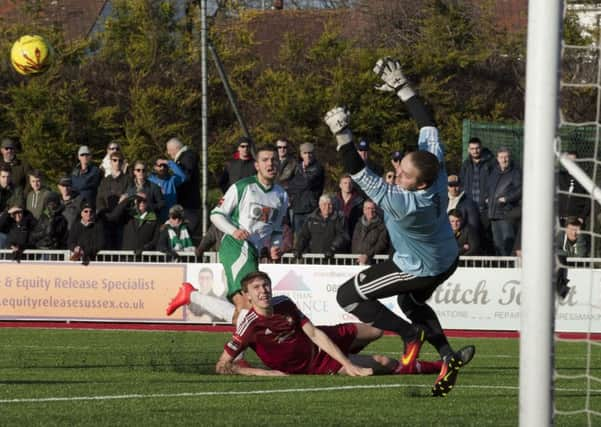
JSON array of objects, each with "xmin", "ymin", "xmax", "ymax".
[{"xmin": 215, "ymin": 271, "xmax": 475, "ymax": 376}]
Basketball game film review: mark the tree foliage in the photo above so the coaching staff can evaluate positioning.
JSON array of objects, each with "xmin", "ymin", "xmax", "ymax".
[{"xmin": 0, "ymin": 0, "xmax": 588, "ymax": 190}]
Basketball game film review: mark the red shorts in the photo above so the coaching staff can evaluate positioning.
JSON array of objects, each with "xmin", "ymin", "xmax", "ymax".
[{"xmin": 305, "ymin": 323, "xmax": 358, "ymax": 375}]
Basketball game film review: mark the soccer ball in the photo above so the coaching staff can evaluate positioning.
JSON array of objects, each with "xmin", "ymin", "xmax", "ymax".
[{"xmin": 10, "ymin": 35, "xmax": 53, "ymax": 76}]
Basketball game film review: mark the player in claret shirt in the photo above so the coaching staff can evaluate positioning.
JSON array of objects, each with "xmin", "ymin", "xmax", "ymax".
[{"xmin": 215, "ymin": 271, "xmax": 474, "ymax": 376}]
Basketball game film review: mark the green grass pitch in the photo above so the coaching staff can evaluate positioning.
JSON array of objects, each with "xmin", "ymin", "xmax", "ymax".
[{"xmin": 0, "ymin": 328, "xmax": 599, "ymax": 426}]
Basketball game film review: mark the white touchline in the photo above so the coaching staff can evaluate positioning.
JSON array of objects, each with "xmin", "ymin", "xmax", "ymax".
[{"xmin": 1, "ymin": 383, "xmax": 598, "ymax": 404}]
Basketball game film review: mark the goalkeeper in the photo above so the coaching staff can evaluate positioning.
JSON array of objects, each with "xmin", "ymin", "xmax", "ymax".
[{"xmin": 323, "ymin": 57, "xmax": 474, "ymax": 396}]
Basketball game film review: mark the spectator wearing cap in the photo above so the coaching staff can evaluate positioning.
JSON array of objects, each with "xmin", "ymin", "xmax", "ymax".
[
  {"xmin": 356, "ymin": 139, "xmax": 383, "ymax": 177},
  {"xmin": 165, "ymin": 137, "xmax": 201, "ymax": 235},
  {"xmin": 68, "ymin": 200, "xmax": 105, "ymax": 264},
  {"xmin": 31, "ymin": 192, "xmax": 68, "ymax": 250},
  {"xmin": 0, "ymin": 137, "xmax": 31, "ymax": 193},
  {"xmin": 0, "ymin": 202, "xmax": 36, "ymax": 256},
  {"xmin": 287, "ymin": 142, "xmax": 325, "ymax": 234},
  {"xmin": 157, "ymin": 204, "xmax": 195, "ymax": 258},
  {"xmin": 71, "ymin": 145, "xmax": 102, "ymax": 206},
  {"xmin": 25, "ymin": 170, "xmax": 50, "ymax": 220},
  {"xmin": 274, "ymin": 138, "xmax": 297, "ymax": 189},
  {"xmin": 333, "ymin": 174, "xmax": 364, "ymax": 236},
  {"xmin": 218, "ymin": 136, "xmax": 256, "ymax": 193},
  {"xmin": 125, "ymin": 160, "xmax": 165, "ymax": 216},
  {"xmin": 100, "ymin": 142, "xmax": 128, "ymax": 178},
  {"xmin": 448, "ymin": 209, "xmax": 481, "ymax": 255},
  {"xmin": 0, "ymin": 165, "xmax": 24, "ymax": 214},
  {"xmin": 57, "ymin": 176, "xmax": 84, "ymax": 230},
  {"xmin": 351, "ymin": 199, "xmax": 390, "ymax": 265},
  {"xmin": 446, "ymin": 174, "xmax": 481, "ymax": 234},
  {"xmin": 294, "ymin": 193, "xmax": 349, "ymax": 260},
  {"xmin": 147, "ymin": 157, "xmax": 187, "ymax": 222},
  {"xmin": 106, "ymin": 192, "xmax": 160, "ymax": 254}
]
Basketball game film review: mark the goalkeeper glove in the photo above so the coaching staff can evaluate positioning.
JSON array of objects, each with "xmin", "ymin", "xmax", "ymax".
[
  {"xmin": 373, "ymin": 57, "xmax": 416, "ymax": 102},
  {"xmin": 324, "ymin": 107, "xmax": 353, "ymax": 151}
]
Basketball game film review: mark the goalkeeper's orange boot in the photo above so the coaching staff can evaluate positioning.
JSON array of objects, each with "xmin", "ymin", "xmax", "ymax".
[
  {"xmin": 401, "ymin": 328, "xmax": 425, "ymax": 369},
  {"xmin": 431, "ymin": 345, "xmax": 475, "ymax": 397},
  {"xmin": 166, "ymin": 282, "xmax": 194, "ymax": 315}
]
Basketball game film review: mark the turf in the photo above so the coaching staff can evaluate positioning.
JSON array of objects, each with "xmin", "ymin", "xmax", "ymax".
[{"xmin": 0, "ymin": 328, "xmax": 599, "ymax": 426}]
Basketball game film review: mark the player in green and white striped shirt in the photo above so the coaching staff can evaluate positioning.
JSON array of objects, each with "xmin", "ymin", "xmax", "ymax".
[{"xmin": 166, "ymin": 145, "xmax": 288, "ymax": 325}]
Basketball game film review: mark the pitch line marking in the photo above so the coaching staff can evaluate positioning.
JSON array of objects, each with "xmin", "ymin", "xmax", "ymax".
[{"xmin": 1, "ymin": 383, "xmax": 600, "ymax": 404}]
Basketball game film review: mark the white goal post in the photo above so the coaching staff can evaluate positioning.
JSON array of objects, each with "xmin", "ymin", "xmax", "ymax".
[{"xmin": 520, "ymin": 0, "xmax": 563, "ymax": 425}]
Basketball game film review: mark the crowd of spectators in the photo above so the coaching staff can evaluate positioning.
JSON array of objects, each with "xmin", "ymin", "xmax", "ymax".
[{"xmin": 0, "ymin": 134, "xmax": 593, "ymax": 263}]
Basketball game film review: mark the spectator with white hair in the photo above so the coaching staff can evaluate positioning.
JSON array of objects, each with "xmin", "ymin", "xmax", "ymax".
[
  {"xmin": 166, "ymin": 137, "xmax": 200, "ymax": 237},
  {"xmin": 294, "ymin": 193, "xmax": 349, "ymax": 259},
  {"xmin": 486, "ymin": 146, "xmax": 522, "ymax": 256},
  {"xmin": 351, "ymin": 199, "xmax": 390, "ymax": 265}
]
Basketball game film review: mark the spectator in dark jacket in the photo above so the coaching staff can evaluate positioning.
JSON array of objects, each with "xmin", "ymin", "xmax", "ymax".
[
  {"xmin": 96, "ymin": 151, "xmax": 131, "ymax": 249},
  {"xmin": 107, "ymin": 192, "xmax": 160, "ymax": 254},
  {"xmin": 219, "ymin": 136, "xmax": 256, "ymax": 193},
  {"xmin": 68, "ymin": 200, "xmax": 105, "ymax": 264},
  {"xmin": 295, "ymin": 194, "xmax": 349, "ymax": 258},
  {"xmin": 31, "ymin": 192, "xmax": 68, "ymax": 250},
  {"xmin": 448, "ymin": 209, "xmax": 481, "ymax": 255},
  {"xmin": 0, "ymin": 165, "xmax": 24, "ymax": 213},
  {"xmin": 0, "ymin": 137, "xmax": 31, "ymax": 193},
  {"xmin": 275, "ymin": 138, "xmax": 297, "ymax": 189},
  {"xmin": 460, "ymin": 137, "xmax": 494, "ymax": 252},
  {"xmin": 446, "ymin": 174, "xmax": 481, "ymax": 234},
  {"xmin": 556, "ymin": 217, "xmax": 590, "ymax": 258},
  {"xmin": 125, "ymin": 160, "xmax": 165, "ymax": 216},
  {"xmin": 486, "ymin": 147, "xmax": 522, "ymax": 255},
  {"xmin": 71, "ymin": 145, "xmax": 102, "ymax": 205},
  {"xmin": 333, "ymin": 174, "xmax": 364, "ymax": 237},
  {"xmin": 351, "ymin": 200, "xmax": 390, "ymax": 265},
  {"xmin": 287, "ymin": 143, "xmax": 325, "ymax": 234},
  {"xmin": 57, "ymin": 176, "xmax": 84, "ymax": 231},
  {"xmin": 557, "ymin": 151, "xmax": 591, "ymax": 227},
  {"xmin": 0, "ymin": 202, "xmax": 36, "ymax": 259},
  {"xmin": 459, "ymin": 137, "xmax": 495, "ymax": 214},
  {"xmin": 166, "ymin": 137, "xmax": 201, "ymax": 236}
]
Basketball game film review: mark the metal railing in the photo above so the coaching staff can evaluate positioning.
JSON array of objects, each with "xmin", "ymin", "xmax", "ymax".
[{"xmin": 0, "ymin": 249, "xmax": 527, "ymax": 268}]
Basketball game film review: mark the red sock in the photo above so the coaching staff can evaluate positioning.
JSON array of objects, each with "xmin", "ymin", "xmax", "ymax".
[{"xmin": 395, "ymin": 359, "xmax": 443, "ymax": 375}]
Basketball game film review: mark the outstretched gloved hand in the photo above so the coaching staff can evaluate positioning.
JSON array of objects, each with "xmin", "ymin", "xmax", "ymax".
[
  {"xmin": 373, "ymin": 57, "xmax": 415, "ymax": 101},
  {"xmin": 324, "ymin": 107, "xmax": 353, "ymax": 151}
]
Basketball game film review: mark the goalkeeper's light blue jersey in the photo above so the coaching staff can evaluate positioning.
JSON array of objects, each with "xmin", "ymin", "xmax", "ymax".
[{"xmin": 351, "ymin": 126, "xmax": 458, "ymax": 277}]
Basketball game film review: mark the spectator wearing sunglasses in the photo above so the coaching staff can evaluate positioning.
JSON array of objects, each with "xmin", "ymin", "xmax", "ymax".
[
  {"xmin": 71, "ymin": 145, "xmax": 102, "ymax": 206},
  {"xmin": 274, "ymin": 138, "xmax": 297, "ymax": 189},
  {"xmin": 100, "ymin": 142, "xmax": 128, "ymax": 178},
  {"xmin": 147, "ymin": 157, "xmax": 187, "ymax": 222},
  {"xmin": 96, "ymin": 151, "xmax": 131, "ymax": 249},
  {"xmin": 124, "ymin": 160, "xmax": 165, "ymax": 217},
  {"xmin": 218, "ymin": 136, "xmax": 256, "ymax": 193},
  {"xmin": 0, "ymin": 137, "xmax": 31, "ymax": 193}
]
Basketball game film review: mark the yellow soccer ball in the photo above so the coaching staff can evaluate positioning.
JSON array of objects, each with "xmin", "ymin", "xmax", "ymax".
[{"xmin": 10, "ymin": 35, "xmax": 53, "ymax": 76}]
